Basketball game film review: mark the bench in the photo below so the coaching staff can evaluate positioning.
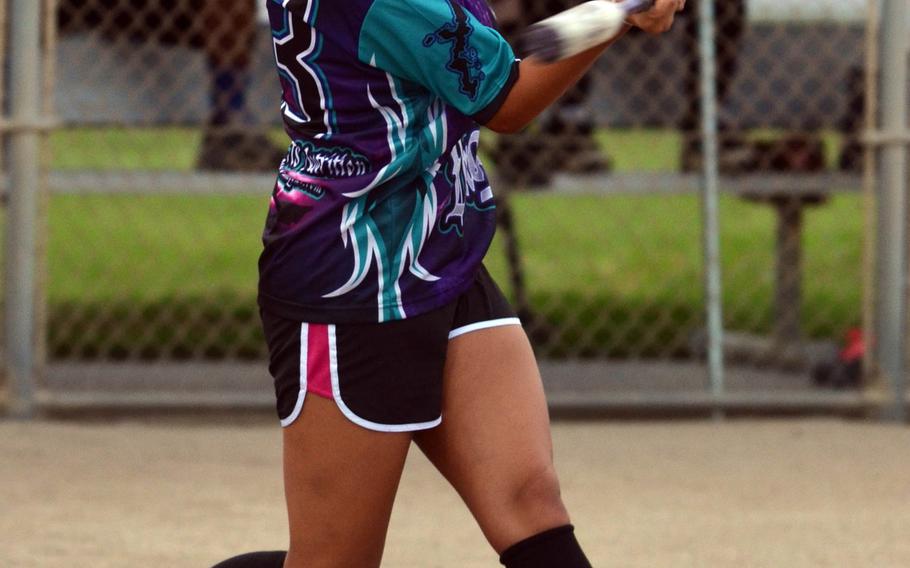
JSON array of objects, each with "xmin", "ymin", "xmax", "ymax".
[{"xmin": 495, "ymin": 168, "xmax": 862, "ymax": 366}]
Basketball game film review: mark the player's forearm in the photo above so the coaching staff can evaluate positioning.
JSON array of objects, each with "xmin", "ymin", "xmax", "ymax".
[{"xmin": 484, "ymin": 25, "xmax": 630, "ymax": 134}]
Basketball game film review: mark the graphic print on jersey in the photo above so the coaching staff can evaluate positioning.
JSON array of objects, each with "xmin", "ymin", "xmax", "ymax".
[
  {"xmin": 422, "ymin": 0, "xmax": 487, "ymax": 101},
  {"xmin": 260, "ymin": 0, "xmax": 518, "ymax": 323},
  {"xmin": 270, "ymin": 141, "xmax": 373, "ymax": 229},
  {"xmin": 440, "ymin": 130, "xmax": 495, "ymax": 237},
  {"xmin": 325, "ymin": 91, "xmax": 449, "ymax": 322},
  {"xmin": 270, "ymin": 0, "xmax": 335, "ymax": 138}
]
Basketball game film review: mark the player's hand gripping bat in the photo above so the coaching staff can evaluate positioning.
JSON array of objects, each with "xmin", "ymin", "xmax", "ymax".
[{"xmin": 519, "ymin": 0, "xmax": 656, "ymax": 63}]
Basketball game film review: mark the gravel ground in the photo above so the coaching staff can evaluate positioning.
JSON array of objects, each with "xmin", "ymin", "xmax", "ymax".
[{"xmin": 2, "ymin": 418, "xmax": 909, "ymax": 567}]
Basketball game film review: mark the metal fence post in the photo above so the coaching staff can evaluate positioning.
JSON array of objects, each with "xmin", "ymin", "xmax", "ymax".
[
  {"xmin": 698, "ymin": 0, "xmax": 725, "ymax": 418},
  {"xmin": 3, "ymin": 0, "xmax": 43, "ymax": 419},
  {"xmin": 874, "ymin": 0, "xmax": 909, "ymax": 422}
]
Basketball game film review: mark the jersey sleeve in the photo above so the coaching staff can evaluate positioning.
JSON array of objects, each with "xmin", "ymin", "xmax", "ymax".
[{"xmin": 357, "ymin": 0, "xmax": 519, "ymax": 124}]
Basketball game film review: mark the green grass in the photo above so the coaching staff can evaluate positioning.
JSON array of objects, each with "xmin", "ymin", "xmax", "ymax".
[
  {"xmin": 51, "ymin": 127, "xmax": 685, "ymax": 173},
  {"xmin": 40, "ymin": 127, "xmax": 863, "ymax": 359},
  {"xmin": 50, "ymin": 128, "xmax": 203, "ymax": 171},
  {"xmin": 47, "ymin": 194, "xmax": 263, "ymax": 301}
]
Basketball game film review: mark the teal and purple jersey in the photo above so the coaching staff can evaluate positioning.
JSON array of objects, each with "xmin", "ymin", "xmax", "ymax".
[{"xmin": 258, "ymin": 0, "xmax": 519, "ymax": 322}]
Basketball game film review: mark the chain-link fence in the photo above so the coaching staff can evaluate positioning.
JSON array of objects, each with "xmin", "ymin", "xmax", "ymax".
[{"xmin": 2, "ymin": 0, "xmax": 907, "ymax": 416}]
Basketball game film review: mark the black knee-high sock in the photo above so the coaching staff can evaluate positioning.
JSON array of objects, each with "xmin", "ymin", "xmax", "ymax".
[
  {"xmin": 211, "ymin": 550, "xmax": 287, "ymax": 568},
  {"xmin": 500, "ymin": 525, "xmax": 592, "ymax": 568}
]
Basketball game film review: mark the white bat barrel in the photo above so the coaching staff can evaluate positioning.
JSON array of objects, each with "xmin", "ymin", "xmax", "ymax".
[{"xmin": 520, "ymin": 0, "xmax": 654, "ymax": 63}]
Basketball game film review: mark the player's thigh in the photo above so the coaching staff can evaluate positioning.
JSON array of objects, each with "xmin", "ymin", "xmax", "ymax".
[
  {"xmin": 282, "ymin": 395, "xmax": 412, "ymax": 568},
  {"xmin": 414, "ymin": 324, "xmax": 569, "ymax": 554}
]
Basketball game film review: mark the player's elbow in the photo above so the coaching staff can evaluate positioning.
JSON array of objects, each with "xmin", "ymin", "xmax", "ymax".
[
  {"xmin": 484, "ymin": 112, "xmax": 531, "ymax": 134},
  {"xmin": 482, "ymin": 76, "xmax": 541, "ymax": 133},
  {"xmin": 485, "ymin": 120, "xmax": 525, "ymax": 135}
]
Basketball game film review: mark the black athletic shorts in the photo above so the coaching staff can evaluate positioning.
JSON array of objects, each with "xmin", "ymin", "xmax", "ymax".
[{"xmin": 260, "ymin": 266, "xmax": 520, "ymax": 432}]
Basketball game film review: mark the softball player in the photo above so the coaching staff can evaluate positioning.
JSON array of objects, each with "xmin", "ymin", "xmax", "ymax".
[{"xmin": 214, "ymin": 1, "xmax": 681, "ymax": 566}]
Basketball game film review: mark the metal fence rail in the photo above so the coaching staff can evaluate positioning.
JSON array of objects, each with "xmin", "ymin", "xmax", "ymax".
[
  {"xmin": 1, "ymin": 0, "xmax": 907, "ymax": 419},
  {"xmin": 3, "ymin": 0, "xmax": 45, "ymax": 418},
  {"xmin": 871, "ymin": 0, "xmax": 909, "ymax": 421}
]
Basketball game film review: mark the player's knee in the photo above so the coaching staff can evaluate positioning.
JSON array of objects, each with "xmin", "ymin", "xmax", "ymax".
[{"xmin": 508, "ymin": 463, "xmax": 569, "ymax": 522}]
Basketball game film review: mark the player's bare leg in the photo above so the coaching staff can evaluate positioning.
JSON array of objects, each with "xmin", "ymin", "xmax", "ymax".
[
  {"xmin": 414, "ymin": 325, "xmax": 577, "ymax": 557},
  {"xmin": 282, "ymin": 395, "xmax": 412, "ymax": 568}
]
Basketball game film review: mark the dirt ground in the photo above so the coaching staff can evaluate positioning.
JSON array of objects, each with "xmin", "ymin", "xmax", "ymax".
[{"xmin": 2, "ymin": 417, "xmax": 909, "ymax": 567}]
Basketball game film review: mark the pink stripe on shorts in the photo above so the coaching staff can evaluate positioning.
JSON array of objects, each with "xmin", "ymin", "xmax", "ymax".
[{"xmin": 305, "ymin": 323, "xmax": 333, "ymax": 400}]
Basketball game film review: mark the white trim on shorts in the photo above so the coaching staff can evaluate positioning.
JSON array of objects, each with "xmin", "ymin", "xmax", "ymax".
[
  {"xmin": 280, "ymin": 323, "xmax": 309, "ymax": 428},
  {"xmin": 281, "ymin": 323, "xmax": 443, "ymax": 433},
  {"xmin": 448, "ymin": 317, "xmax": 523, "ymax": 340},
  {"xmin": 327, "ymin": 325, "xmax": 442, "ymax": 433}
]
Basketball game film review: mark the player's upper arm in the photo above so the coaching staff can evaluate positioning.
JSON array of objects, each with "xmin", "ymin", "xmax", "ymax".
[{"xmin": 357, "ymin": 0, "xmax": 519, "ymax": 125}]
